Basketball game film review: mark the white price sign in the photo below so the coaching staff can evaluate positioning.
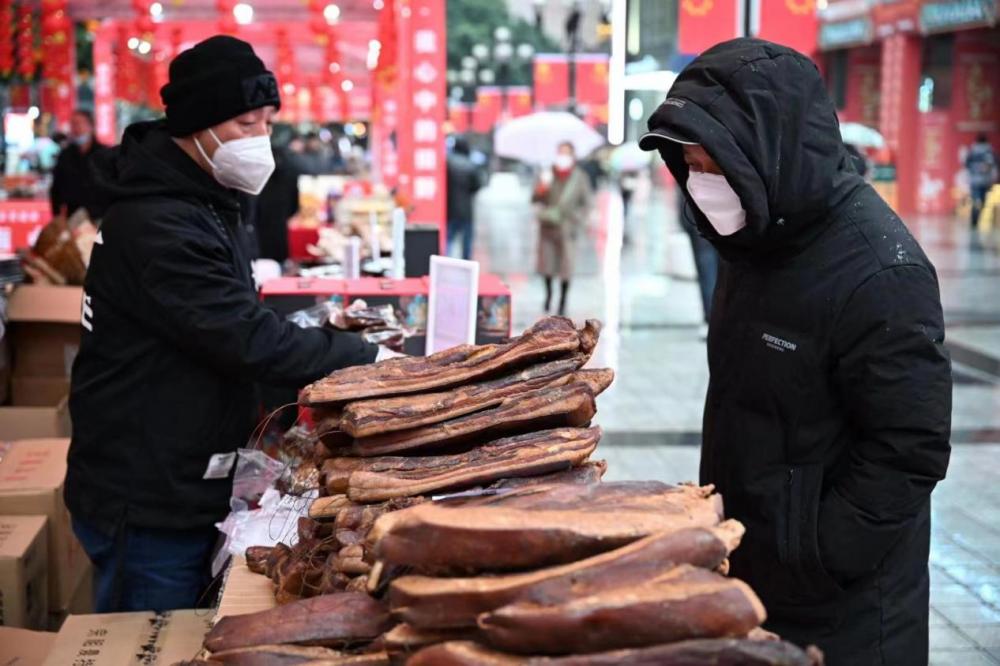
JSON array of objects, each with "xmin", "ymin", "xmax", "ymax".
[{"xmin": 426, "ymin": 255, "xmax": 480, "ymax": 355}]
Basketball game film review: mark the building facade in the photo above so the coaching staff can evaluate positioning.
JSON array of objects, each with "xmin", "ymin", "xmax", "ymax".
[{"xmin": 820, "ymin": 0, "xmax": 1000, "ymax": 215}]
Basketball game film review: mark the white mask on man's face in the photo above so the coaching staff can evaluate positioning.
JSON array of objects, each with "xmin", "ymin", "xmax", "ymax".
[
  {"xmin": 195, "ymin": 128, "xmax": 275, "ymax": 195},
  {"xmin": 685, "ymin": 171, "xmax": 747, "ymax": 236}
]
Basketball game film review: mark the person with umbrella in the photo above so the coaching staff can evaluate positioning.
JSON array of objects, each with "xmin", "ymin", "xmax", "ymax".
[
  {"xmin": 640, "ymin": 38, "xmax": 950, "ymax": 664},
  {"xmin": 532, "ymin": 141, "xmax": 593, "ymax": 316}
]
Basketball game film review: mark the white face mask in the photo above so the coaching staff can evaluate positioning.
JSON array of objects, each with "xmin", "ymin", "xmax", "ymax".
[
  {"xmin": 686, "ymin": 171, "xmax": 747, "ymax": 236},
  {"xmin": 554, "ymin": 154, "xmax": 574, "ymax": 171},
  {"xmin": 195, "ymin": 128, "xmax": 275, "ymax": 195}
]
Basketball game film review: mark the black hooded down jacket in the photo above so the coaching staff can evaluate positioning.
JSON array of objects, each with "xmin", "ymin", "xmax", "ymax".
[
  {"xmin": 642, "ymin": 40, "xmax": 952, "ymax": 665},
  {"xmin": 66, "ymin": 121, "xmax": 376, "ymax": 533}
]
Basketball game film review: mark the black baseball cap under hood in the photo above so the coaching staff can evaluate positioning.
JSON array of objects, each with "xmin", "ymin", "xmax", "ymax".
[{"xmin": 641, "ymin": 38, "xmax": 864, "ymax": 261}]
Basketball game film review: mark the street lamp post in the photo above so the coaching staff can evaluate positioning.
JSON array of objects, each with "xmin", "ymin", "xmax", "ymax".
[
  {"xmin": 565, "ymin": 0, "xmax": 582, "ymax": 116},
  {"xmin": 474, "ymin": 28, "xmax": 534, "ymax": 120}
]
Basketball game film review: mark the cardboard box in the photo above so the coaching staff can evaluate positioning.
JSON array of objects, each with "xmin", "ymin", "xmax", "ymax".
[
  {"xmin": 0, "ymin": 625, "xmax": 57, "ymax": 664},
  {"xmin": 65, "ymin": 564, "xmax": 93, "ymax": 616},
  {"xmin": 6, "ymin": 285, "xmax": 82, "ymax": 407},
  {"xmin": 48, "ymin": 564, "xmax": 94, "ymax": 631},
  {"xmin": 0, "ymin": 515, "xmax": 48, "ymax": 628},
  {"xmin": 42, "ymin": 609, "xmax": 213, "ymax": 666},
  {"xmin": 11, "ymin": 377, "xmax": 70, "ymax": 408},
  {"xmin": 214, "ymin": 556, "xmax": 276, "ymax": 622},
  {"xmin": 0, "ymin": 439, "xmax": 88, "ymax": 610},
  {"xmin": 0, "ymin": 398, "xmax": 71, "ymax": 441}
]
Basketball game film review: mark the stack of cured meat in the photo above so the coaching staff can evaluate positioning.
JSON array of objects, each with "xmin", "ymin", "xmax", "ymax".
[{"xmin": 197, "ymin": 317, "xmax": 824, "ymax": 666}]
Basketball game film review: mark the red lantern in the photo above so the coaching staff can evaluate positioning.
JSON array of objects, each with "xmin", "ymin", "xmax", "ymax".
[
  {"xmin": 16, "ymin": 4, "xmax": 35, "ymax": 80},
  {"xmin": 217, "ymin": 15, "xmax": 237, "ymax": 35},
  {"xmin": 0, "ymin": 0, "xmax": 14, "ymax": 77},
  {"xmin": 170, "ymin": 26, "xmax": 183, "ymax": 58}
]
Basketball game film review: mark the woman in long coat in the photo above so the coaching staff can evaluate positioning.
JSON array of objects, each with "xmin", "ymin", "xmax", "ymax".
[{"xmin": 532, "ymin": 141, "xmax": 594, "ymax": 315}]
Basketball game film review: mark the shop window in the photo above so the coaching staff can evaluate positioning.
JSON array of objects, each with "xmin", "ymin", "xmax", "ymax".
[
  {"xmin": 825, "ymin": 50, "xmax": 848, "ymax": 110},
  {"xmin": 918, "ymin": 34, "xmax": 954, "ymax": 112}
]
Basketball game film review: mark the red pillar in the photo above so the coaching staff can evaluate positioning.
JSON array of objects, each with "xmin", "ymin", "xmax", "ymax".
[{"xmin": 879, "ymin": 33, "xmax": 922, "ymax": 215}]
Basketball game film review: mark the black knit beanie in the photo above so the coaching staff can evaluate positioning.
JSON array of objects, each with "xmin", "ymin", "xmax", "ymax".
[{"xmin": 160, "ymin": 35, "xmax": 281, "ymax": 137}]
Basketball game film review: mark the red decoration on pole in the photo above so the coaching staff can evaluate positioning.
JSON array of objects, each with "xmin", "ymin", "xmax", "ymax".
[
  {"xmin": 216, "ymin": 0, "xmax": 237, "ymax": 35},
  {"xmin": 678, "ymin": 0, "xmax": 741, "ymax": 55},
  {"xmin": 39, "ymin": 0, "xmax": 74, "ymax": 125},
  {"xmin": 16, "ymin": 3, "xmax": 36, "ymax": 80},
  {"xmin": 0, "ymin": 0, "xmax": 13, "ymax": 78}
]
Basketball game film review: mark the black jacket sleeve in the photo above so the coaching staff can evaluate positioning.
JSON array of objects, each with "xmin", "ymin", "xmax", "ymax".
[
  {"xmin": 50, "ymin": 151, "xmax": 67, "ymax": 215},
  {"xmin": 135, "ymin": 207, "xmax": 377, "ymax": 387},
  {"xmin": 819, "ymin": 265, "xmax": 952, "ymax": 582}
]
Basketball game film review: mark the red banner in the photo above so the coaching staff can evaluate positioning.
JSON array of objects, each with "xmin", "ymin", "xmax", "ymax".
[
  {"xmin": 916, "ymin": 110, "xmax": 954, "ymax": 214},
  {"xmin": 0, "ymin": 201, "xmax": 51, "ymax": 254},
  {"xmin": 678, "ymin": 0, "xmax": 741, "ymax": 55},
  {"xmin": 756, "ymin": 0, "xmax": 818, "ymax": 57},
  {"xmin": 395, "ymin": 0, "xmax": 446, "ymax": 246},
  {"xmin": 575, "ymin": 55, "xmax": 609, "ymax": 127},
  {"xmin": 533, "ymin": 55, "xmax": 568, "ymax": 109},
  {"xmin": 507, "ymin": 87, "xmax": 533, "ymax": 118},
  {"xmin": 93, "ymin": 22, "xmax": 116, "ymax": 145},
  {"xmin": 953, "ymin": 29, "xmax": 1000, "ymax": 135},
  {"xmin": 575, "ymin": 55, "xmax": 608, "ymax": 106},
  {"xmin": 448, "ymin": 102, "xmax": 471, "ymax": 133},
  {"xmin": 473, "ymin": 87, "xmax": 502, "ymax": 133}
]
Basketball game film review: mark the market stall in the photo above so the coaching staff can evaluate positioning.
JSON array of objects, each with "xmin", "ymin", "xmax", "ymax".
[{"xmin": 197, "ymin": 316, "xmax": 825, "ymax": 665}]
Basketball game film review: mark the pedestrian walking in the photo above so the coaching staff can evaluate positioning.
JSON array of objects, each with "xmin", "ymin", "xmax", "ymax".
[
  {"xmin": 966, "ymin": 133, "xmax": 997, "ymax": 228},
  {"xmin": 446, "ymin": 137, "xmax": 483, "ymax": 261},
  {"xmin": 532, "ymin": 141, "xmax": 593, "ymax": 316},
  {"xmin": 641, "ymin": 38, "xmax": 951, "ymax": 665}
]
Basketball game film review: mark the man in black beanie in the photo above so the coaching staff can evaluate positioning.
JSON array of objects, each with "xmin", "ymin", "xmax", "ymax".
[{"xmin": 66, "ymin": 36, "xmax": 380, "ymax": 613}]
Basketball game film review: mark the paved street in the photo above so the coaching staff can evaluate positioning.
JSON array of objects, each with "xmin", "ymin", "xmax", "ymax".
[{"xmin": 471, "ymin": 171, "xmax": 1000, "ymax": 664}]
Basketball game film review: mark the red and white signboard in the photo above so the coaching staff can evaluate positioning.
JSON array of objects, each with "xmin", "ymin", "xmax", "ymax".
[
  {"xmin": 396, "ymin": 0, "xmax": 447, "ymax": 251},
  {"xmin": 0, "ymin": 201, "xmax": 51, "ymax": 253},
  {"xmin": 93, "ymin": 23, "xmax": 117, "ymax": 146}
]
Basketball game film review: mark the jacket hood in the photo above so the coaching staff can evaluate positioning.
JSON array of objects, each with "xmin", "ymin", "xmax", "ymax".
[
  {"xmin": 642, "ymin": 38, "xmax": 864, "ymax": 262},
  {"xmin": 91, "ymin": 119, "xmax": 239, "ymax": 212}
]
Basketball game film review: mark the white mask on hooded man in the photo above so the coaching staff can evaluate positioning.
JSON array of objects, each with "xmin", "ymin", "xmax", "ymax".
[
  {"xmin": 195, "ymin": 128, "xmax": 275, "ymax": 195},
  {"xmin": 685, "ymin": 171, "xmax": 747, "ymax": 236}
]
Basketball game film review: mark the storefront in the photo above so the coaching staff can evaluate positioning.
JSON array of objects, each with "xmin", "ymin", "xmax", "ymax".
[
  {"xmin": 820, "ymin": 0, "xmax": 1000, "ymax": 215},
  {"xmin": 0, "ymin": 0, "xmax": 449, "ymax": 253}
]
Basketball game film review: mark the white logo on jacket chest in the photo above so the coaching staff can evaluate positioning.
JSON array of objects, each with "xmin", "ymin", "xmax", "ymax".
[{"xmin": 762, "ymin": 333, "xmax": 797, "ymax": 352}]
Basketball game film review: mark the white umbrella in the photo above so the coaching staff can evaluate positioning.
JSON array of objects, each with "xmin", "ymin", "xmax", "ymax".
[
  {"xmin": 494, "ymin": 111, "xmax": 605, "ymax": 165},
  {"xmin": 610, "ymin": 141, "xmax": 651, "ymax": 172},
  {"xmin": 840, "ymin": 122, "xmax": 884, "ymax": 148}
]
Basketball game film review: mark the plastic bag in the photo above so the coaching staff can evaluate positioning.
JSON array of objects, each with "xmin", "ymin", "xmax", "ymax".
[
  {"xmin": 286, "ymin": 300, "xmax": 343, "ymax": 329},
  {"xmin": 213, "ymin": 487, "xmax": 317, "ymax": 576},
  {"xmin": 231, "ymin": 448, "xmax": 286, "ymax": 506}
]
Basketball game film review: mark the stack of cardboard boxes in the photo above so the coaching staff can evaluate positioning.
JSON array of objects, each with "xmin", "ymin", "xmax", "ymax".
[
  {"xmin": 0, "ymin": 439, "xmax": 91, "ymax": 630},
  {"xmin": 0, "ymin": 284, "xmax": 79, "ymax": 438}
]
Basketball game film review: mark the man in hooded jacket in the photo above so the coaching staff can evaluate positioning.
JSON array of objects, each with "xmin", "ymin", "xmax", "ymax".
[
  {"xmin": 66, "ymin": 36, "xmax": 381, "ymax": 613},
  {"xmin": 640, "ymin": 39, "xmax": 951, "ymax": 665}
]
